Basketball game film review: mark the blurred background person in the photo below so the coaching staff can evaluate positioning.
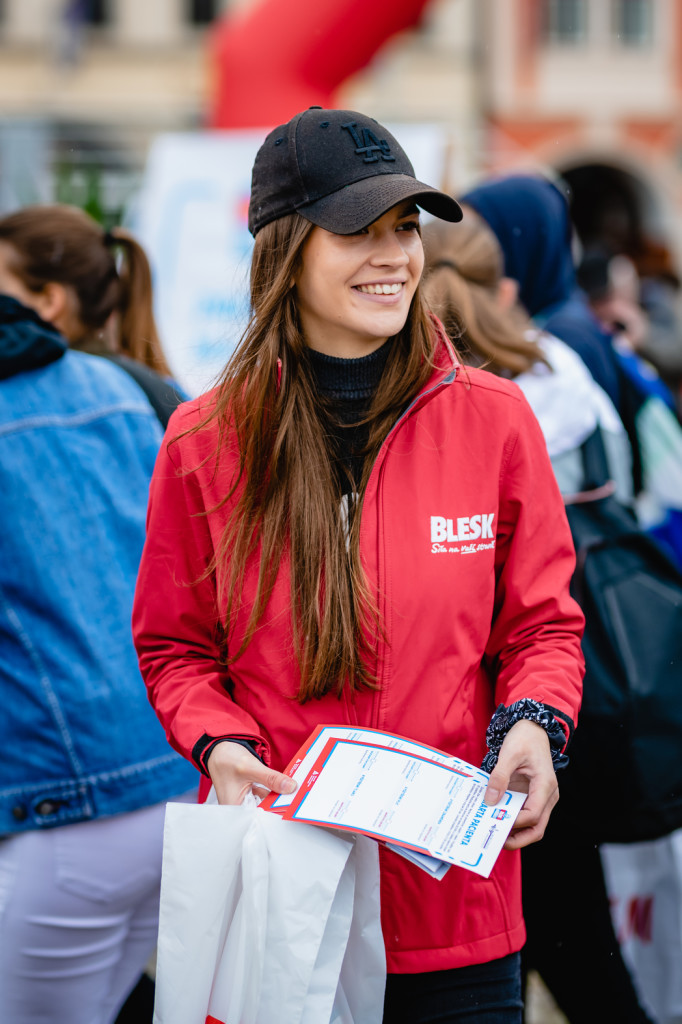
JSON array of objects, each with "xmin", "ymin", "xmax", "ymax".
[
  {"xmin": 577, "ymin": 245, "xmax": 682, "ymax": 422},
  {"xmin": 0, "ymin": 205, "xmax": 187, "ymax": 429},
  {"xmin": 569, "ymin": 171, "xmax": 682, "ymax": 418},
  {"xmin": 0, "ymin": 268, "xmax": 198, "ymax": 1022},
  {"xmin": 422, "ymin": 207, "xmax": 653, "ymax": 1024},
  {"xmin": 461, "ymin": 173, "xmax": 682, "ymax": 571},
  {"xmin": 459, "ymin": 175, "xmax": 625, "ymax": 414},
  {"xmin": 423, "ymin": 208, "xmax": 632, "ymax": 500}
]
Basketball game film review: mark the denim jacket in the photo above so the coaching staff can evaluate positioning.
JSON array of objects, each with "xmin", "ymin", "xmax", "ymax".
[{"xmin": 0, "ymin": 297, "xmax": 197, "ymax": 834}]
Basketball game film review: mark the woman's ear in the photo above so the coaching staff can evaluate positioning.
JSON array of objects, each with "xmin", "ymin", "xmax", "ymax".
[
  {"xmin": 34, "ymin": 282, "xmax": 82, "ymax": 341},
  {"xmin": 32, "ymin": 281, "xmax": 70, "ymax": 325},
  {"xmin": 496, "ymin": 276, "xmax": 519, "ymax": 312}
]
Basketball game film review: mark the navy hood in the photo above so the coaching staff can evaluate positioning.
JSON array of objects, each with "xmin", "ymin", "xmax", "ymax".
[
  {"xmin": 460, "ymin": 175, "xmax": 575, "ymax": 318},
  {"xmin": 0, "ymin": 294, "xmax": 67, "ymax": 380},
  {"xmin": 460, "ymin": 175, "xmax": 623, "ymax": 410}
]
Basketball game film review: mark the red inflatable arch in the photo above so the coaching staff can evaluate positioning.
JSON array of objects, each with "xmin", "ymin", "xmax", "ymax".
[{"xmin": 207, "ymin": 0, "xmax": 432, "ymax": 128}]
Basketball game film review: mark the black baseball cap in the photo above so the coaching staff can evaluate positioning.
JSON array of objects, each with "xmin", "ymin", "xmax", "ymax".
[{"xmin": 248, "ymin": 106, "xmax": 463, "ymax": 237}]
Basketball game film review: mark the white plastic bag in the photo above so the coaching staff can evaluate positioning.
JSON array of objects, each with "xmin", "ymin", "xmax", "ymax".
[
  {"xmin": 153, "ymin": 799, "xmax": 385, "ymax": 1024},
  {"xmin": 602, "ymin": 829, "xmax": 682, "ymax": 1024}
]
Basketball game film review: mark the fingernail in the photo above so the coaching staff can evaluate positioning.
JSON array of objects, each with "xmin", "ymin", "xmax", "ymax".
[
  {"xmin": 283, "ymin": 778, "xmax": 297, "ymax": 793},
  {"xmin": 485, "ymin": 788, "xmax": 501, "ymax": 805}
]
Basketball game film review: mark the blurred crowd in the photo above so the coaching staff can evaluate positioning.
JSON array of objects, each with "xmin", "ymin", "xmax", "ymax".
[{"xmin": 1, "ymin": 152, "xmax": 682, "ymax": 1024}]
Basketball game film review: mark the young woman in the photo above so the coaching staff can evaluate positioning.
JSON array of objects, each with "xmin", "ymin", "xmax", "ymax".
[
  {"xmin": 133, "ymin": 107, "xmax": 585, "ymax": 1023},
  {"xmin": 0, "ymin": 205, "xmax": 185, "ymax": 426}
]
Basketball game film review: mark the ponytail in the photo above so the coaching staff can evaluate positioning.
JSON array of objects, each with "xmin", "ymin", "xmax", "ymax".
[
  {"xmin": 105, "ymin": 229, "xmax": 171, "ymax": 377},
  {"xmin": 0, "ymin": 205, "xmax": 172, "ymax": 378},
  {"xmin": 423, "ymin": 210, "xmax": 548, "ymax": 377}
]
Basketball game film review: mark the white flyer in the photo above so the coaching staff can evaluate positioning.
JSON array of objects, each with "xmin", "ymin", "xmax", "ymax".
[{"xmin": 263, "ymin": 728, "xmax": 526, "ymax": 879}]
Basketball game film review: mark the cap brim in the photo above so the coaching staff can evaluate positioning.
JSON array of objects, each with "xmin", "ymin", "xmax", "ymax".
[{"xmin": 296, "ymin": 173, "xmax": 463, "ymax": 234}]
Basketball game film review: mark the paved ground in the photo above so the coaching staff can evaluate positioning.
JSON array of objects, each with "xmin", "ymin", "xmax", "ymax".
[{"xmin": 525, "ymin": 972, "xmax": 569, "ymax": 1024}]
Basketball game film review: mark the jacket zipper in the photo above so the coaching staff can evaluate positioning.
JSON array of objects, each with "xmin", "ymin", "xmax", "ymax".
[{"xmin": 357, "ymin": 367, "xmax": 458, "ymax": 731}]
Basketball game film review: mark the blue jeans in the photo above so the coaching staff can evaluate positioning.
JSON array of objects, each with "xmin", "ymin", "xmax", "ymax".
[{"xmin": 383, "ymin": 953, "xmax": 523, "ymax": 1024}]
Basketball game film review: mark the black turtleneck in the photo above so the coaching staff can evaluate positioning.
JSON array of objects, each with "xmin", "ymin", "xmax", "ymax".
[{"xmin": 308, "ymin": 340, "xmax": 392, "ymax": 493}]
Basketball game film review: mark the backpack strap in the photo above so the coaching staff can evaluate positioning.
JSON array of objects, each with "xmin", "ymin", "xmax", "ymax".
[
  {"xmin": 579, "ymin": 426, "xmax": 610, "ymax": 489},
  {"xmin": 101, "ymin": 353, "xmax": 185, "ymax": 430},
  {"xmin": 563, "ymin": 426, "xmax": 617, "ymax": 506}
]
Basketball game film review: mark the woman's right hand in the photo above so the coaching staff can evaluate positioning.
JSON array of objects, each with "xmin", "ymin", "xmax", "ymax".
[{"xmin": 206, "ymin": 741, "xmax": 298, "ymax": 805}]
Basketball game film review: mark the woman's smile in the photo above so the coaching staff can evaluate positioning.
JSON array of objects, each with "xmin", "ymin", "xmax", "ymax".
[{"xmin": 353, "ymin": 280, "xmax": 406, "ymax": 300}]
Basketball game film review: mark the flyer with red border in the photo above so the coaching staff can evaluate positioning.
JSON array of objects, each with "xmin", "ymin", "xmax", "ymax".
[{"xmin": 261, "ymin": 726, "xmax": 525, "ymax": 879}]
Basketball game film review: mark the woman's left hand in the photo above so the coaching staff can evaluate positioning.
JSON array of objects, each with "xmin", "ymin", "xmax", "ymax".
[{"xmin": 483, "ymin": 719, "xmax": 559, "ymax": 850}]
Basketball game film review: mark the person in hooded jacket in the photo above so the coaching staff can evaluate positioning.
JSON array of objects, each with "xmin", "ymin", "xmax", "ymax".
[
  {"xmin": 132, "ymin": 107, "xmax": 585, "ymax": 1023},
  {"xmin": 0, "ymin": 294, "xmax": 198, "ymax": 1024},
  {"xmin": 422, "ymin": 208, "xmax": 632, "ymax": 503},
  {"xmin": 421, "ymin": 207, "xmax": 654, "ymax": 1024},
  {"xmin": 461, "ymin": 174, "xmax": 682, "ymax": 570},
  {"xmin": 459, "ymin": 175, "xmax": 624, "ymax": 410}
]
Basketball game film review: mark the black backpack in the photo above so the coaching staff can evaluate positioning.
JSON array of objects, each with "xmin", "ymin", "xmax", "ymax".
[{"xmin": 558, "ymin": 428, "xmax": 682, "ymax": 843}]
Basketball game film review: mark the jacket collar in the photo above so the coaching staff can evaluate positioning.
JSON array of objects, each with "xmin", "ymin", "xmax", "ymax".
[
  {"xmin": 274, "ymin": 315, "xmax": 460, "ymax": 392},
  {"xmin": 429, "ymin": 313, "xmax": 460, "ymax": 379},
  {"xmin": 0, "ymin": 295, "xmax": 67, "ymax": 381}
]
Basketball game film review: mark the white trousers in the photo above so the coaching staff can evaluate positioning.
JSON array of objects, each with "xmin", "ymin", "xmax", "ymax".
[{"xmin": 0, "ymin": 793, "xmax": 196, "ymax": 1024}]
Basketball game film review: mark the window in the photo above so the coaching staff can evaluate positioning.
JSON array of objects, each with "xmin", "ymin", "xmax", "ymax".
[
  {"xmin": 612, "ymin": 0, "xmax": 653, "ymax": 47},
  {"xmin": 187, "ymin": 0, "xmax": 217, "ymax": 25},
  {"xmin": 63, "ymin": 0, "xmax": 110, "ymax": 26},
  {"xmin": 543, "ymin": 0, "xmax": 587, "ymax": 45},
  {"xmin": 86, "ymin": 0, "xmax": 109, "ymax": 26}
]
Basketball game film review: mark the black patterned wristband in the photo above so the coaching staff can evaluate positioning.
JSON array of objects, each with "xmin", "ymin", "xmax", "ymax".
[{"xmin": 481, "ymin": 698, "xmax": 570, "ymax": 774}]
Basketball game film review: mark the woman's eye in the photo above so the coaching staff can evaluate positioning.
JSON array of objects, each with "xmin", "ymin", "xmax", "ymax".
[{"xmin": 397, "ymin": 220, "xmax": 420, "ymax": 233}]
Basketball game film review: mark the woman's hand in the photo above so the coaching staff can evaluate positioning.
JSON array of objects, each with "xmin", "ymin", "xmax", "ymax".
[
  {"xmin": 206, "ymin": 741, "xmax": 297, "ymax": 805},
  {"xmin": 483, "ymin": 719, "xmax": 559, "ymax": 850}
]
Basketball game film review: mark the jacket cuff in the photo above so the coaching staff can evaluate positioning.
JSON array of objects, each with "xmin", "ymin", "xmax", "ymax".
[
  {"xmin": 191, "ymin": 733, "xmax": 264, "ymax": 777},
  {"xmin": 481, "ymin": 699, "xmax": 573, "ymax": 774}
]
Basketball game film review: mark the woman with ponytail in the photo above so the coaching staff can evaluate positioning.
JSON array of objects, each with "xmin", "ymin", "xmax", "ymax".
[
  {"xmin": 422, "ymin": 208, "xmax": 632, "ymax": 501},
  {"xmin": 133, "ymin": 108, "xmax": 585, "ymax": 1022},
  {"xmin": 0, "ymin": 205, "xmax": 185, "ymax": 426}
]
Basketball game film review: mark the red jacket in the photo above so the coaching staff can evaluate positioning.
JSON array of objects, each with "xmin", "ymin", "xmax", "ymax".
[{"xmin": 133, "ymin": 344, "xmax": 584, "ymax": 973}]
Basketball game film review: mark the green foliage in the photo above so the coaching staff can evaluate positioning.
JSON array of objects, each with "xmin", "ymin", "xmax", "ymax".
[{"xmin": 54, "ymin": 160, "xmax": 123, "ymax": 229}]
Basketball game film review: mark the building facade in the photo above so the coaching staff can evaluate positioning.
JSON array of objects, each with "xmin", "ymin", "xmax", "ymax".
[{"xmin": 0, "ymin": 0, "xmax": 680, "ymax": 261}]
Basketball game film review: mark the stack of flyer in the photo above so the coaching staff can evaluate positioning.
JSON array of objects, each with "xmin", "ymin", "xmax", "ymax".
[{"xmin": 261, "ymin": 725, "xmax": 526, "ymax": 880}]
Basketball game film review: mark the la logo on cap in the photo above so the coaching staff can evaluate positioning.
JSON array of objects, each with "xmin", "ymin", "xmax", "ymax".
[{"xmin": 341, "ymin": 122, "xmax": 396, "ymax": 164}]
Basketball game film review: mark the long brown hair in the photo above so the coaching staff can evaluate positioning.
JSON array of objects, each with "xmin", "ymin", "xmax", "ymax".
[
  {"xmin": 196, "ymin": 212, "xmax": 439, "ymax": 702},
  {"xmin": 422, "ymin": 207, "xmax": 547, "ymax": 376},
  {"xmin": 0, "ymin": 204, "xmax": 171, "ymax": 376}
]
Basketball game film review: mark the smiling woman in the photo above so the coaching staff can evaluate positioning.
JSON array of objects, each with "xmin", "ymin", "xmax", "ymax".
[
  {"xmin": 297, "ymin": 202, "xmax": 424, "ymax": 358},
  {"xmin": 132, "ymin": 107, "xmax": 586, "ymax": 1024}
]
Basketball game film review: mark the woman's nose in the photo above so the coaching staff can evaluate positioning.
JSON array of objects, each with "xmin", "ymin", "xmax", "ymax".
[{"xmin": 369, "ymin": 231, "xmax": 410, "ymax": 266}]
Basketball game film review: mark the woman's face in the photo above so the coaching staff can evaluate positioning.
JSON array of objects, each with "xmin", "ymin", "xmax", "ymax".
[
  {"xmin": 0, "ymin": 241, "xmax": 80, "ymax": 339},
  {"xmin": 295, "ymin": 200, "xmax": 424, "ymax": 358}
]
